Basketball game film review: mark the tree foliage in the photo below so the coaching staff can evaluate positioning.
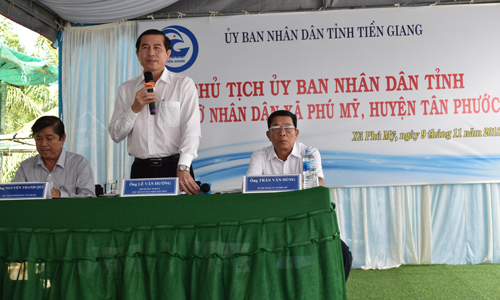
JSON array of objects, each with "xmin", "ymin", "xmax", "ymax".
[{"xmin": 0, "ymin": 17, "xmax": 26, "ymax": 51}]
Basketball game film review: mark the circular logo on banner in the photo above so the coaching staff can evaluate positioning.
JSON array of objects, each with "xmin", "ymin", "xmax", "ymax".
[{"xmin": 162, "ymin": 25, "xmax": 199, "ymax": 73}]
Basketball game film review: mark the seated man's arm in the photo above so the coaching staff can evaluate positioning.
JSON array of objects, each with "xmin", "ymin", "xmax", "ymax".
[
  {"xmin": 11, "ymin": 165, "xmax": 28, "ymax": 182},
  {"xmin": 59, "ymin": 157, "xmax": 96, "ymax": 198},
  {"xmin": 246, "ymin": 151, "xmax": 264, "ymax": 176},
  {"xmin": 311, "ymin": 147, "xmax": 325, "ymax": 187}
]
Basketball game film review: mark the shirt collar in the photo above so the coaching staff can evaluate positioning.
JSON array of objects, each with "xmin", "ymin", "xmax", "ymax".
[
  {"xmin": 36, "ymin": 149, "xmax": 67, "ymax": 169},
  {"xmin": 266, "ymin": 142, "xmax": 300, "ymax": 162},
  {"xmin": 290, "ymin": 142, "xmax": 302, "ymax": 158},
  {"xmin": 135, "ymin": 66, "xmax": 170, "ymax": 88}
]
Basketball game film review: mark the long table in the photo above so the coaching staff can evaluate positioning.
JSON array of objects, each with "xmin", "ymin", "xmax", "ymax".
[{"xmin": 0, "ymin": 187, "xmax": 346, "ymax": 299}]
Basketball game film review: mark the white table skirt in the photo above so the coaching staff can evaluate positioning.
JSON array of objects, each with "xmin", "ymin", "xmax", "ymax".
[{"xmin": 332, "ymin": 183, "xmax": 500, "ymax": 269}]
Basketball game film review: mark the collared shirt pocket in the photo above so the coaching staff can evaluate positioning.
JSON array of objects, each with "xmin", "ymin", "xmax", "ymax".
[{"xmin": 159, "ymin": 101, "xmax": 181, "ymax": 127}]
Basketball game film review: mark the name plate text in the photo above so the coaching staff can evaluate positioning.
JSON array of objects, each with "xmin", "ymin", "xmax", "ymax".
[
  {"xmin": 243, "ymin": 175, "xmax": 302, "ymax": 193},
  {"xmin": 0, "ymin": 182, "xmax": 48, "ymax": 200},
  {"xmin": 121, "ymin": 178, "xmax": 179, "ymax": 197}
]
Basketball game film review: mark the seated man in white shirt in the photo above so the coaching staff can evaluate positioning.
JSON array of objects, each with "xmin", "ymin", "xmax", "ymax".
[
  {"xmin": 12, "ymin": 116, "xmax": 96, "ymax": 198},
  {"xmin": 246, "ymin": 110, "xmax": 325, "ymax": 186},
  {"xmin": 246, "ymin": 110, "xmax": 352, "ymax": 281}
]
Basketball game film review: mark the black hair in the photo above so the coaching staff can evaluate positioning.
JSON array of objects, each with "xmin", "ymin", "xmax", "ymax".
[
  {"xmin": 267, "ymin": 110, "xmax": 298, "ymax": 129},
  {"xmin": 136, "ymin": 29, "xmax": 171, "ymax": 51},
  {"xmin": 31, "ymin": 116, "xmax": 65, "ymax": 140}
]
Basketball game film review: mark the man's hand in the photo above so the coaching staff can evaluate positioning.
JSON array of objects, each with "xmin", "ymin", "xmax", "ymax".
[
  {"xmin": 131, "ymin": 86, "xmax": 157, "ymax": 113},
  {"xmin": 51, "ymin": 188, "xmax": 61, "ymax": 198},
  {"xmin": 177, "ymin": 170, "xmax": 200, "ymax": 195}
]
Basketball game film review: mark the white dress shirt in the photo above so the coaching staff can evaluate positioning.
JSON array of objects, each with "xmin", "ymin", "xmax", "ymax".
[
  {"xmin": 246, "ymin": 141, "xmax": 324, "ymax": 178},
  {"xmin": 12, "ymin": 149, "xmax": 96, "ymax": 197},
  {"xmin": 108, "ymin": 67, "xmax": 201, "ymax": 167}
]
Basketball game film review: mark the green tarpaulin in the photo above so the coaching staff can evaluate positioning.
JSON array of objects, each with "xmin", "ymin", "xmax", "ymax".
[{"xmin": 0, "ymin": 41, "xmax": 58, "ymax": 86}]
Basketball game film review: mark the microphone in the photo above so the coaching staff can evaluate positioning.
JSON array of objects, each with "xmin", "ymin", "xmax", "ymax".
[
  {"xmin": 144, "ymin": 71, "xmax": 156, "ymax": 115},
  {"xmin": 196, "ymin": 181, "xmax": 212, "ymax": 194},
  {"xmin": 200, "ymin": 183, "xmax": 211, "ymax": 194}
]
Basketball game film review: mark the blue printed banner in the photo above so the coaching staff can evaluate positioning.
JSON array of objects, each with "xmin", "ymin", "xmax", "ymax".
[
  {"xmin": 138, "ymin": 5, "xmax": 500, "ymax": 189},
  {"xmin": 121, "ymin": 178, "xmax": 179, "ymax": 197},
  {"xmin": 243, "ymin": 175, "xmax": 301, "ymax": 193},
  {"xmin": 0, "ymin": 183, "xmax": 48, "ymax": 200}
]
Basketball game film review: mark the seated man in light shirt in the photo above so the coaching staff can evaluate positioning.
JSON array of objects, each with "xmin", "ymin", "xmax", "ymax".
[
  {"xmin": 12, "ymin": 116, "xmax": 96, "ymax": 198},
  {"xmin": 246, "ymin": 109, "xmax": 352, "ymax": 281},
  {"xmin": 246, "ymin": 110, "xmax": 324, "ymax": 186}
]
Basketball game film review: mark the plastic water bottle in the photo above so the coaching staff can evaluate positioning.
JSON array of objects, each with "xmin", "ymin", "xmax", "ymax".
[{"xmin": 303, "ymin": 149, "xmax": 319, "ymax": 189}]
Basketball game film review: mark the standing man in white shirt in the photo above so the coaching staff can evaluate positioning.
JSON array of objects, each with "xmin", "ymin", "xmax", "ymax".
[
  {"xmin": 246, "ymin": 110, "xmax": 352, "ymax": 281},
  {"xmin": 108, "ymin": 29, "xmax": 201, "ymax": 195}
]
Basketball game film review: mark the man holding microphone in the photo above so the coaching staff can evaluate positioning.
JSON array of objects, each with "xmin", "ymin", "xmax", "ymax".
[{"xmin": 108, "ymin": 29, "xmax": 201, "ymax": 194}]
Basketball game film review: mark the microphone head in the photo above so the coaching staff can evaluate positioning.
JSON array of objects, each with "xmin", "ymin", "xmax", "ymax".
[
  {"xmin": 200, "ymin": 183, "xmax": 211, "ymax": 194},
  {"xmin": 144, "ymin": 71, "xmax": 154, "ymax": 83}
]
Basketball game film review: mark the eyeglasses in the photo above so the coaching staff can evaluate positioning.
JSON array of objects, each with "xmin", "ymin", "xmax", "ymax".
[{"xmin": 269, "ymin": 125, "xmax": 296, "ymax": 134}]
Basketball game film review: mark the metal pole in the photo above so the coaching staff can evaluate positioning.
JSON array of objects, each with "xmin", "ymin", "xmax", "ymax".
[{"xmin": 0, "ymin": 80, "xmax": 7, "ymax": 181}]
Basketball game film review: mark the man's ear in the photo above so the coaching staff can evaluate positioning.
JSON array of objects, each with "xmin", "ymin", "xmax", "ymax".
[
  {"xmin": 266, "ymin": 131, "xmax": 270, "ymax": 141},
  {"xmin": 295, "ymin": 129, "xmax": 299, "ymax": 138},
  {"xmin": 61, "ymin": 134, "xmax": 66, "ymax": 144}
]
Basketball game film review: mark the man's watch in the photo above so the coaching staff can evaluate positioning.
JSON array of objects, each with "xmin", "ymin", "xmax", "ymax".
[{"xmin": 177, "ymin": 165, "xmax": 190, "ymax": 172}]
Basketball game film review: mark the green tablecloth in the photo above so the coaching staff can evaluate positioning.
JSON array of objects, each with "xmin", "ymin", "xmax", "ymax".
[{"xmin": 0, "ymin": 187, "xmax": 346, "ymax": 299}]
